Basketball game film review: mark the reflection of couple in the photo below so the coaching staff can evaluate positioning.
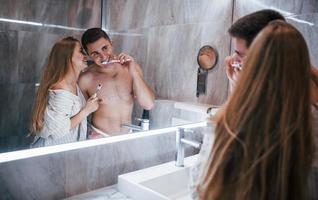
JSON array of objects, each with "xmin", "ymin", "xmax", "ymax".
[{"xmin": 30, "ymin": 28, "xmax": 154, "ymax": 147}]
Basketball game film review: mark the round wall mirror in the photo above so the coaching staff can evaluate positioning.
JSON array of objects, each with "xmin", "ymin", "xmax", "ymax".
[{"xmin": 197, "ymin": 45, "xmax": 218, "ymax": 71}]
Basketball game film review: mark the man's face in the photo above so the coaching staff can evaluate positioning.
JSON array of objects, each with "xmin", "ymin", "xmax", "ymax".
[
  {"xmin": 86, "ymin": 37, "xmax": 113, "ymax": 66},
  {"xmin": 225, "ymin": 37, "xmax": 248, "ymax": 88},
  {"xmin": 232, "ymin": 37, "xmax": 248, "ymax": 64}
]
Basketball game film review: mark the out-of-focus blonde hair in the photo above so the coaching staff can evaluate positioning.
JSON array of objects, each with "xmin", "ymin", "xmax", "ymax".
[{"xmin": 198, "ymin": 21, "xmax": 313, "ymax": 200}]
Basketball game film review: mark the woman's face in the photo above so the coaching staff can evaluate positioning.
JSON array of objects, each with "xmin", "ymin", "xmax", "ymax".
[{"xmin": 72, "ymin": 42, "xmax": 87, "ymax": 72}]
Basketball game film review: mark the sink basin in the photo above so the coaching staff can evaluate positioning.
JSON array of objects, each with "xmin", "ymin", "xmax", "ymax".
[{"xmin": 117, "ymin": 155, "xmax": 198, "ymax": 200}]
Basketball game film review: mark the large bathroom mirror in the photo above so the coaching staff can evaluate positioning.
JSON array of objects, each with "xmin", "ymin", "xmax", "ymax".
[{"xmin": 0, "ymin": 0, "xmax": 222, "ymax": 153}]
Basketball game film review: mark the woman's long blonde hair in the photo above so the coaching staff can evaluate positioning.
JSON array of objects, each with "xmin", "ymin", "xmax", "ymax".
[
  {"xmin": 30, "ymin": 37, "xmax": 79, "ymax": 134},
  {"xmin": 198, "ymin": 21, "xmax": 314, "ymax": 200}
]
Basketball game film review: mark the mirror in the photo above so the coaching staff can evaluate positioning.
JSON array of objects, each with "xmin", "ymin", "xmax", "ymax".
[
  {"xmin": 197, "ymin": 45, "xmax": 218, "ymax": 71},
  {"xmin": 196, "ymin": 45, "xmax": 218, "ymax": 97},
  {"xmin": 0, "ymin": 0, "xmax": 219, "ymax": 153}
]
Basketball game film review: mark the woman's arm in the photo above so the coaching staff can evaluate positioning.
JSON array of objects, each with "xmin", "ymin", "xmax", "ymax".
[{"xmin": 70, "ymin": 96, "xmax": 99, "ymax": 129}]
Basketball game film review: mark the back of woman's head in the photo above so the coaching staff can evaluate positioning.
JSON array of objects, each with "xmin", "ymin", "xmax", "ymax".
[
  {"xmin": 30, "ymin": 37, "xmax": 79, "ymax": 134},
  {"xmin": 198, "ymin": 21, "xmax": 313, "ymax": 200},
  {"xmin": 45, "ymin": 36, "xmax": 79, "ymax": 82}
]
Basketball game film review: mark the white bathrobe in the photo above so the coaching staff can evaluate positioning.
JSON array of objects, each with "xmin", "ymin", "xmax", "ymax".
[{"xmin": 31, "ymin": 85, "xmax": 87, "ymax": 147}]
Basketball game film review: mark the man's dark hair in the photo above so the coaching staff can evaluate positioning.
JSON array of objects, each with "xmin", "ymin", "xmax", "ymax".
[
  {"xmin": 228, "ymin": 9, "xmax": 285, "ymax": 47},
  {"xmin": 81, "ymin": 28, "xmax": 111, "ymax": 52}
]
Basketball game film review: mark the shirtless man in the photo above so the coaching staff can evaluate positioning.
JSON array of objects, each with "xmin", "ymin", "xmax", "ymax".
[{"xmin": 78, "ymin": 28, "xmax": 154, "ymax": 136}]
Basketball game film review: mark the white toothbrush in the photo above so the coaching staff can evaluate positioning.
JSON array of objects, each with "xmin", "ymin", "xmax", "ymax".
[
  {"xmin": 92, "ymin": 84, "xmax": 102, "ymax": 98},
  {"xmin": 101, "ymin": 58, "xmax": 132, "ymax": 65},
  {"xmin": 231, "ymin": 62, "xmax": 242, "ymax": 71}
]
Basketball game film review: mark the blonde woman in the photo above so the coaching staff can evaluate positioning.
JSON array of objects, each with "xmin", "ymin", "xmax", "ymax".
[
  {"xmin": 197, "ymin": 21, "xmax": 315, "ymax": 199},
  {"xmin": 30, "ymin": 37, "xmax": 99, "ymax": 147}
]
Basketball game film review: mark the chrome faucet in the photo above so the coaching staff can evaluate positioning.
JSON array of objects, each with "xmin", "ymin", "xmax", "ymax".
[
  {"xmin": 175, "ymin": 128, "xmax": 201, "ymax": 167},
  {"xmin": 122, "ymin": 118, "xmax": 150, "ymax": 132}
]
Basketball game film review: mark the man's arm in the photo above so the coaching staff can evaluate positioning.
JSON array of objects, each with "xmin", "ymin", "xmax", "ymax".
[
  {"xmin": 131, "ymin": 62, "xmax": 155, "ymax": 110},
  {"xmin": 118, "ymin": 53, "xmax": 155, "ymax": 110}
]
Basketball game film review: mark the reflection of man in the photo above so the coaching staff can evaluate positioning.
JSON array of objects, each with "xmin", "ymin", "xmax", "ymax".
[
  {"xmin": 225, "ymin": 9, "xmax": 285, "ymax": 92},
  {"xmin": 79, "ymin": 28, "xmax": 154, "ymax": 136}
]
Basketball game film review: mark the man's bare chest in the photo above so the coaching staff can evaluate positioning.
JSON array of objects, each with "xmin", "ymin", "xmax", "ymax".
[{"xmin": 88, "ymin": 70, "xmax": 133, "ymax": 102}]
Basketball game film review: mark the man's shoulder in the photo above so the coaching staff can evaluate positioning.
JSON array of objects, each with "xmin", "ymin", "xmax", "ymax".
[
  {"xmin": 79, "ymin": 66, "xmax": 98, "ymax": 81},
  {"xmin": 78, "ymin": 66, "xmax": 99, "ymax": 90}
]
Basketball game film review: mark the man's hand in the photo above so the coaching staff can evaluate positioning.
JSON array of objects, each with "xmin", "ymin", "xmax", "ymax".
[
  {"xmin": 225, "ymin": 55, "xmax": 241, "ymax": 93},
  {"xmin": 116, "ymin": 53, "xmax": 153, "ymax": 109},
  {"xmin": 118, "ymin": 53, "xmax": 134, "ymax": 63},
  {"xmin": 118, "ymin": 53, "xmax": 140, "ymax": 77}
]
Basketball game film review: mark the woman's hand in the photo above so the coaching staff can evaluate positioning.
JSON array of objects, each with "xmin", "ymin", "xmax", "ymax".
[
  {"xmin": 70, "ymin": 96, "xmax": 100, "ymax": 129},
  {"xmin": 83, "ymin": 96, "xmax": 99, "ymax": 115}
]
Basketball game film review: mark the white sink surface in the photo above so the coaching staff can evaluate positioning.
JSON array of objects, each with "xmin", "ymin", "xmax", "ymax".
[{"xmin": 117, "ymin": 155, "xmax": 198, "ymax": 200}]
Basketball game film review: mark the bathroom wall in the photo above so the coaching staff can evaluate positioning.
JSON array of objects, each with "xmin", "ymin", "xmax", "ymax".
[
  {"xmin": 105, "ymin": 0, "xmax": 234, "ymax": 105},
  {"xmin": 107, "ymin": 0, "xmax": 318, "ymax": 118},
  {"xmin": 0, "ymin": 0, "xmax": 101, "ymax": 153}
]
